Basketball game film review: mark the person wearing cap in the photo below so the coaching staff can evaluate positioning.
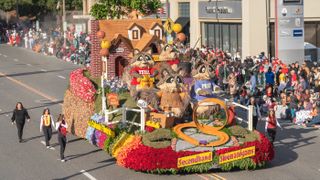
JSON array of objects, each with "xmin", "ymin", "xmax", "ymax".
[{"xmin": 40, "ymin": 108, "xmax": 55, "ymax": 148}]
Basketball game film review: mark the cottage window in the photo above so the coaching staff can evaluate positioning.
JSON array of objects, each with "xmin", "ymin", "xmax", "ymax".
[
  {"xmin": 132, "ymin": 30, "xmax": 139, "ymax": 39},
  {"xmin": 154, "ymin": 29, "xmax": 161, "ymax": 38}
]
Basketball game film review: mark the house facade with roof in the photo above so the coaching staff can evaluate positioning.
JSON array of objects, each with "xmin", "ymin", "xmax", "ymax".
[{"xmin": 90, "ymin": 19, "xmax": 164, "ymax": 78}]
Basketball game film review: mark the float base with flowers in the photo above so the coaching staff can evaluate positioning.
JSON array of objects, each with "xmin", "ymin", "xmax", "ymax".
[
  {"xmin": 62, "ymin": 17, "xmax": 275, "ymax": 174},
  {"xmin": 63, "ymin": 68, "xmax": 274, "ymax": 174}
]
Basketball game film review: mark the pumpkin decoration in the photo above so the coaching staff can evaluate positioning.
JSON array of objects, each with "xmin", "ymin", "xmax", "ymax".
[
  {"xmin": 176, "ymin": 33, "xmax": 186, "ymax": 42},
  {"xmin": 172, "ymin": 23, "xmax": 182, "ymax": 33},
  {"xmin": 97, "ymin": 31, "xmax": 105, "ymax": 39},
  {"xmin": 101, "ymin": 40, "xmax": 111, "ymax": 49},
  {"xmin": 100, "ymin": 48, "xmax": 109, "ymax": 56}
]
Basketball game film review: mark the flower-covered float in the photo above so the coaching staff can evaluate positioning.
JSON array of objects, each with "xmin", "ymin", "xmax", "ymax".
[{"xmin": 62, "ymin": 18, "xmax": 274, "ymax": 174}]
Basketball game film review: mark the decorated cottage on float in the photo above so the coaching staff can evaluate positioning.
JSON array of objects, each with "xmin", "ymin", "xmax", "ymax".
[{"xmin": 90, "ymin": 19, "xmax": 164, "ymax": 79}]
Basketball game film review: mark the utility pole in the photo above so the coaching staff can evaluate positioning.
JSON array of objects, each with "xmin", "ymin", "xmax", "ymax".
[
  {"xmin": 63, "ymin": 0, "xmax": 66, "ymax": 47},
  {"xmin": 266, "ymin": 0, "xmax": 271, "ymax": 60},
  {"xmin": 166, "ymin": 0, "xmax": 169, "ymax": 18},
  {"xmin": 16, "ymin": 0, "xmax": 19, "ymax": 21}
]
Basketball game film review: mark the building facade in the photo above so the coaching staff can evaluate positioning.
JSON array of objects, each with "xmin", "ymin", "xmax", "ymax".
[
  {"xmin": 84, "ymin": 0, "xmax": 320, "ymax": 59},
  {"xmin": 168, "ymin": 0, "xmax": 320, "ymax": 58}
]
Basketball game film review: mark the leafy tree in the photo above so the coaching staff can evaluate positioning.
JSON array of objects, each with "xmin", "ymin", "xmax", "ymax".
[
  {"xmin": 0, "ymin": 0, "xmax": 16, "ymax": 11},
  {"xmin": 90, "ymin": 0, "xmax": 162, "ymax": 20}
]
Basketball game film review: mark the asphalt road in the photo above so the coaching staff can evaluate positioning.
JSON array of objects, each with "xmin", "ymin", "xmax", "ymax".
[{"xmin": 0, "ymin": 44, "xmax": 319, "ymax": 180}]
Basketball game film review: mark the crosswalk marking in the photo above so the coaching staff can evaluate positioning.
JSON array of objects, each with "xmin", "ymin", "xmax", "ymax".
[
  {"xmin": 80, "ymin": 170, "xmax": 97, "ymax": 180},
  {"xmin": 57, "ymin": 75, "xmax": 66, "ymax": 79}
]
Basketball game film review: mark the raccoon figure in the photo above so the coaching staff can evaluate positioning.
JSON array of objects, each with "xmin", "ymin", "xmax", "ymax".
[
  {"xmin": 156, "ymin": 69, "xmax": 190, "ymax": 118},
  {"xmin": 158, "ymin": 43, "xmax": 180, "ymax": 72},
  {"xmin": 191, "ymin": 61, "xmax": 221, "ymax": 115},
  {"xmin": 122, "ymin": 49, "xmax": 158, "ymax": 95}
]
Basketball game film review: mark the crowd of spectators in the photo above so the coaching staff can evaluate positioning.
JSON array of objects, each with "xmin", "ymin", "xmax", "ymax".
[
  {"xmin": 0, "ymin": 25, "xmax": 91, "ymax": 66},
  {"xmin": 188, "ymin": 48, "xmax": 320, "ymax": 129}
]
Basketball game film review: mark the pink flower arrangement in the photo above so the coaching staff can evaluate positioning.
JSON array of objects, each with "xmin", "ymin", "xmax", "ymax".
[{"xmin": 69, "ymin": 69, "xmax": 96, "ymax": 102}]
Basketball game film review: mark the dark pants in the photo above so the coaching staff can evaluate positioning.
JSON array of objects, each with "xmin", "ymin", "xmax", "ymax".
[
  {"xmin": 16, "ymin": 122, "xmax": 25, "ymax": 141},
  {"xmin": 43, "ymin": 126, "xmax": 52, "ymax": 146},
  {"xmin": 253, "ymin": 116, "xmax": 258, "ymax": 130},
  {"xmin": 267, "ymin": 128, "xmax": 277, "ymax": 144},
  {"xmin": 58, "ymin": 134, "xmax": 67, "ymax": 160}
]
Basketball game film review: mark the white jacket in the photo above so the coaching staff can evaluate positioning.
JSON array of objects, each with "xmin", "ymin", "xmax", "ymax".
[{"xmin": 40, "ymin": 115, "xmax": 55, "ymax": 132}]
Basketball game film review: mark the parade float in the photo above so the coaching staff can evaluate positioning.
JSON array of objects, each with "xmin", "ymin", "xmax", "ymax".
[{"xmin": 62, "ymin": 17, "xmax": 274, "ymax": 174}]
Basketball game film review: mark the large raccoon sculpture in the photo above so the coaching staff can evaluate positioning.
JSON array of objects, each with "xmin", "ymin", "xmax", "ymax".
[
  {"xmin": 122, "ymin": 49, "xmax": 158, "ymax": 96},
  {"xmin": 191, "ymin": 60, "xmax": 221, "ymax": 115},
  {"xmin": 156, "ymin": 68, "xmax": 190, "ymax": 118}
]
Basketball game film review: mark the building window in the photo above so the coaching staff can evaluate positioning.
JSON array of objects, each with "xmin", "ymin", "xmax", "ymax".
[
  {"xmin": 178, "ymin": 2, "xmax": 190, "ymax": 17},
  {"xmin": 154, "ymin": 29, "xmax": 161, "ymax": 38},
  {"xmin": 132, "ymin": 30, "xmax": 139, "ymax": 39},
  {"xmin": 201, "ymin": 23, "xmax": 242, "ymax": 55}
]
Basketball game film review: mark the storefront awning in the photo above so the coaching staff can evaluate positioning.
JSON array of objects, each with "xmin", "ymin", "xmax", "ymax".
[{"xmin": 175, "ymin": 17, "xmax": 190, "ymax": 28}]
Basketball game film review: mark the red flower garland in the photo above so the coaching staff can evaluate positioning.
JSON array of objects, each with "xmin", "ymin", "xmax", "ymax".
[
  {"xmin": 122, "ymin": 140, "xmax": 205, "ymax": 171},
  {"xmin": 69, "ymin": 69, "xmax": 96, "ymax": 102}
]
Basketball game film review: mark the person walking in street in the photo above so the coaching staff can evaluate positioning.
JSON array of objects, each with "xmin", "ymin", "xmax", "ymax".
[
  {"xmin": 249, "ymin": 97, "xmax": 261, "ymax": 130},
  {"xmin": 40, "ymin": 108, "xmax": 55, "ymax": 148},
  {"xmin": 56, "ymin": 114, "xmax": 68, "ymax": 162},
  {"xmin": 11, "ymin": 102, "xmax": 30, "ymax": 143},
  {"xmin": 265, "ymin": 109, "xmax": 283, "ymax": 144}
]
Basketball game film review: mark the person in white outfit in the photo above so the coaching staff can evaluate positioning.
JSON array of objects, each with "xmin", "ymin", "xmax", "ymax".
[
  {"xmin": 40, "ymin": 108, "xmax": 55, "ymax": 148},
  {"xmin": 56, "ymin": 114, "xmax": 68, "ymax": 162}
]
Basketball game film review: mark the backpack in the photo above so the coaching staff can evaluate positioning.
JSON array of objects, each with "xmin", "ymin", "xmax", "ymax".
[{"xmin": 59, "ymin": 120, "xmax": 67, "ymax": 136}]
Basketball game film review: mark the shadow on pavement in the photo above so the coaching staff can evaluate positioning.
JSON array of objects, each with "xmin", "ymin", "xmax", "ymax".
[
  {"xmin": 266, "ymin": 124, "xmax": 318, "ymax": 168},
  {"xmin": 97, "ymin": 157, "xmax": 116, "ymax": 164},
  {"xmin": 52, "ymin": 161, "xmax": 115, "ymax": 180},
  {"xmin": 51, "ymin": 138, "xmax": 83, "ymax": 148},
  {"xmin": 24, "ymin": 132, "xmax": 58, "ymax": 142},
  {"xmin": 0, "ymin": 69, "xmax": 71, "ymax": 79},
  {"xmin": 64, "ymin": 149, "xmax": 102, "ymax": 161}
]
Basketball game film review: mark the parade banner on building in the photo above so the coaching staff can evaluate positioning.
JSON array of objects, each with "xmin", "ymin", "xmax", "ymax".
[
  {"xmin": 178, "ymin": 152, "xmax": 213, "ymax": 168},
  {"xmin": 219, "ymin": 146, "xmax": 255, "ymax": 164}
]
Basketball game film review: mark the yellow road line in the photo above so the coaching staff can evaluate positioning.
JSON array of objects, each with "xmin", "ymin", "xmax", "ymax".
[
  {"xmin": 0, "ymin": 72, "xmax": 62, "ymax": 105},
  {"xmin": 208, "ymin": 173, "xmax": 227, "ymax": 180},
  {"xmin": 196, "ymin": 174, "xmax": 210, "ymax": 180}
]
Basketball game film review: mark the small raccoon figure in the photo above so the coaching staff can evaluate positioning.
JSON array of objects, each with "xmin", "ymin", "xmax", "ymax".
[
  {"xmin": 122, "ymin": 49, "xmax": 158, "ymax": 95},
  {"xmin": 156, "ymin": 69, "xmax": 190, "ymax": 118},
  {"xmin": 158, "ymin": 43, "xmax": 180, "ymax": 72}
]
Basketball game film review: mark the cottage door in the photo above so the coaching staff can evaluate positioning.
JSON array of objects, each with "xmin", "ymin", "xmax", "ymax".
[{"xmin": 115, "ymin": 56, "xmax": 128, "ymax": 77}]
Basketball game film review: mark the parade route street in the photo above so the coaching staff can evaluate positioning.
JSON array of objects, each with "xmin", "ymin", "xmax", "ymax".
[{"xmin": 0, "ymin": 44, "xmax": 320, "ymax": 180}]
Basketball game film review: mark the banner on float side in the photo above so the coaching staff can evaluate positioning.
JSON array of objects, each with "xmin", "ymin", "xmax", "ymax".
[
  {"xmin": 177, "ymin": 152, "xmax": 213, "ymax": 168},
  {"xmin": 88, "ymin": 120, "xmax": 115, "ymax": 138},
  {"xmin": 218, "ymin": 146, "xmax": 255, "ymax": 165}
]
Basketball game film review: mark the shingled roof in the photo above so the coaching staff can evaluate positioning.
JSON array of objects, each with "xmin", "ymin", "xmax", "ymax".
[{"xmin": 99, "ymin": 19, "xmax": 163, "ymax": 53}]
